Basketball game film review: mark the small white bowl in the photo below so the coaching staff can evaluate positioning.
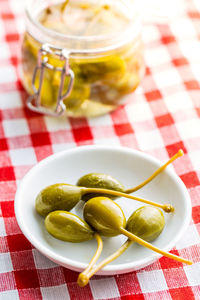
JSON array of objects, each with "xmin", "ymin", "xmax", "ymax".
[{"xmin": 14, "ymin": 146, "xmax": 191, "ymax": 275}]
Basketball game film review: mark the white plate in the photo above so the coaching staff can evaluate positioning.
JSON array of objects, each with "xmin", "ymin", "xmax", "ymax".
[{"xmin": 14, "ymin": 146, "xmax": 191, "ymax": 275}]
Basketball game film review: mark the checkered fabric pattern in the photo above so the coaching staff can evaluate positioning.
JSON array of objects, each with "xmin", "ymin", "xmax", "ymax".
[{"xmin": 0, "ymin": 0, "xmax": 200, "ymax": 299}]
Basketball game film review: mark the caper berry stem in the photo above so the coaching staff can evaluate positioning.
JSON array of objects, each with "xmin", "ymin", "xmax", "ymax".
[
  {"xmin": 77, "ymin": 233, "xmax": 103, "ymax": 287},
  {"xmin": 61, "ymin": 0, "xmax": 69, "ymax": 12},
  {"xmin": 126, "ymin": 149, "xmax": 184, "ymax": 194},
  {"xmin": 82, "ymin": 187, "xmax": 174, "ymax": 213},
  {"xmin": 120, "ymin": 227, "xmax": 192, "ymax": 265},
  {"xmin": 77, "ymin": 239, "xmax": 132, "ymax": 287}
]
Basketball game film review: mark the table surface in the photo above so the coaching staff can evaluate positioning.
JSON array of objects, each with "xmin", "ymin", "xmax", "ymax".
[{"xmin": 0, "ymin": 0, "xmax": 200, "ymax": 299}]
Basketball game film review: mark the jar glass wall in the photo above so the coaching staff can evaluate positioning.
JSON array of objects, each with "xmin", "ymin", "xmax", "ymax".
[{"xmin": 21, "ymin": 0, "xmax": 144, "ymax": 117}]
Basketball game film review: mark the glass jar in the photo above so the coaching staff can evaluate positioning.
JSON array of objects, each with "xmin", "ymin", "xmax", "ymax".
[{"xmin": 21, "ymin": 0, "xmax": 144, "ymax": 117}]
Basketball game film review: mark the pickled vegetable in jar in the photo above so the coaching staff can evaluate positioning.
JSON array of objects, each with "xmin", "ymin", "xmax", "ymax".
[{"xmin": 21, "ymin": 0, "xmax": 144, "ymax": 117}]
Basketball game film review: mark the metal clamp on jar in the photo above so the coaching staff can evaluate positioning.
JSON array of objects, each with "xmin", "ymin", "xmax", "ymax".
[
  {"xmin": 21, "ymin": 0, "xmax": 144, "ymax": 118},
  {"xmin": 27, "ymin": 44, "xmax": 74, "ymax": 116}
]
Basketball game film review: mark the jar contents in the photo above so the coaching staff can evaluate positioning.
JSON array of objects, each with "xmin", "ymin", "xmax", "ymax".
[
  {"xmin": 22, "ymin": 1, "xmax": 144, "ymax": 117},
  {"xmin": 39, "ymin": 1, "xmax": 129, "ymax": 37}
]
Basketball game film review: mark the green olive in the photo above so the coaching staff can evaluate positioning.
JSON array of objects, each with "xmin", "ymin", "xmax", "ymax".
[
  {"xmin": 35, "ymin": 184, "xmax": 82, "ymax": 217},
  {"xmin": 45, "ymin": 211, "xmax": 94, "ymax": 242},
  {"xmin": 77, "ymin": 173, "xmax": 125, "ymax": 201},
  {"xmin": 83, "ymin": 196, "xmax": 126, "ymax": 237},
  {"xmin": 126, "ymin": 206, "xmax": 165, "ymax": 242}
]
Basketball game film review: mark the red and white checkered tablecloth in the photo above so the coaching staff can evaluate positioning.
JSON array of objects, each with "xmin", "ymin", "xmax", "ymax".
[{"xmin": 0, "ymin": 0, "xmax": 200, "ymax": 299}]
